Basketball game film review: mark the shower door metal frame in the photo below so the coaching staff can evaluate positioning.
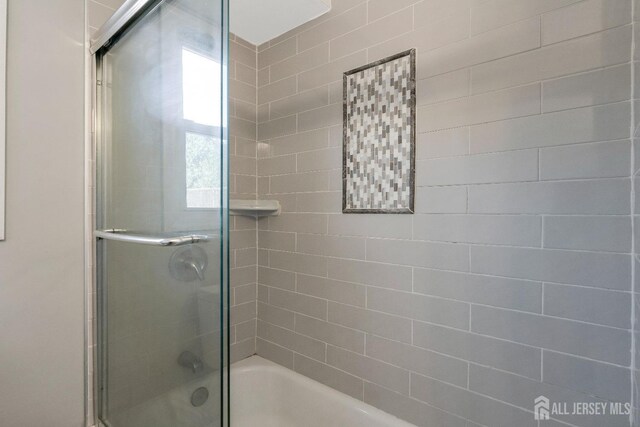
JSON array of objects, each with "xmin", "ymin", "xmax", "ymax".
[
  {"xmin": 93, "ymin": 45, "xmax": 114, "ymax": 427},
  {"xmin": 90, "ymin": 0, "xmax": 158, "ymax": 55},
  {"xmin": 90, "ymin": 0, "xmax": 230, "ymax": 424}
]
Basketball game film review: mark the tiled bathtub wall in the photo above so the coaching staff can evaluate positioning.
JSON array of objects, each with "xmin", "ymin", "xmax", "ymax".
[
  {"xmin": 228, "ymin": 33, "xmax": 259, "ymax": 362},
  {"xmin": 255, "ymin": 0, "xmax": 636, "ymax": 426},
  {"xmin": 87, "ymin": 0, "xmax": 638, "ymax": 425}
]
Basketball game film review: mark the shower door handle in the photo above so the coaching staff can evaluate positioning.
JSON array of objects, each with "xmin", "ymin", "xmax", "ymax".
[{"xmin": 95, "ymin": 229, "xmax": 211, "ymax": 246}]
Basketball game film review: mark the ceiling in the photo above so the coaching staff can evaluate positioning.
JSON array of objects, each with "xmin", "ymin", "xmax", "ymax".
[{"xmin": 230, "ymin": 0, "xmax": 331, "ymax": 46}]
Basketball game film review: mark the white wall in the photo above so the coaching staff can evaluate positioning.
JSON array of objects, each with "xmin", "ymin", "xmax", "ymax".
[{"xmin": 0, "ymin": 1, "xmax": 86, "ymax": 426}]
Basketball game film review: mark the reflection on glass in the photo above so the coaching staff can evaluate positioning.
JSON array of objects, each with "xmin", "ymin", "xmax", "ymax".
[
  {"xmin": 186, "ymin": 132, "xmax": 220, "ymax": 208},
  {"xmin": 182, "ymin": 48, "xmax": 220, "ymax": 126},
  {"xmin": 182, "ymin": 48, "xmax": 222, "ymax": 209}
]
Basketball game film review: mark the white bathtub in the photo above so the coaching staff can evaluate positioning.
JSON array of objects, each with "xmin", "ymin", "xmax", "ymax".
[
  {"xmin": 106, "ymin": 373, "xmax": 220, "ymax": 427},
  {"xmin": 231, "ymin": 356, "xmax": 415, "ymax": 427}
]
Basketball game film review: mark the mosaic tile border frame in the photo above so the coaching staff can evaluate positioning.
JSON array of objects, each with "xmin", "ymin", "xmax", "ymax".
[{"xmin": 342, "ymin": 49, "xmax": 416, "ymax": 214}]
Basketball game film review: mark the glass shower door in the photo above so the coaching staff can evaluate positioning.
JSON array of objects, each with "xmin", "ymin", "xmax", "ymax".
[{"xmin": 94, "ymin": 0, "xmax": 228, "ymax": 426}]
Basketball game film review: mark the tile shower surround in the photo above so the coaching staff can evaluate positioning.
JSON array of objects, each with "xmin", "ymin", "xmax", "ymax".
[
  {"xmin": 85, "ymin": 0, "xmax": 640, "ymax": 426},
  {"xmin": 253, "ymin": 0, "xmax": 640, "ymax": 426},
  {"xmin": 228, "ymin": 33, "xmax": 259, "ymax": 364}
]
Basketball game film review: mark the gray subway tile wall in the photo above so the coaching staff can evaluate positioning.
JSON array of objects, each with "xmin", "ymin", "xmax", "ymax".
[
  {"xmin": 229, "ymin": 33, "xmax": 258, "ymax": 363},
  {"xmin": 250, "ymin": 0, "xmax": 637, "ymax": 426},
  {"xmin": 89, "ymin": 0, "xmax": 638, "ymax": 425}
]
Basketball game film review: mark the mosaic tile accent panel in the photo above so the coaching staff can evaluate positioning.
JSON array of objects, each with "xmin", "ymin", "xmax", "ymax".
[{"xmin": 343, "ymin": 49, "xmax": 416, "ymax": 214}]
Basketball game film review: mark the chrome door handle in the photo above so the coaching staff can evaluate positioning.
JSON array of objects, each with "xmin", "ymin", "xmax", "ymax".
[{"xmin": 95, "ymin": 229, "xmax": 211, "ymax": 246}]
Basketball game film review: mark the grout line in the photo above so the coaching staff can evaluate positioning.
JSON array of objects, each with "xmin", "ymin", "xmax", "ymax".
[
  {"xmin": 539, "ymin": 12, "xmax": 542, "ymax": 47},
  {"xmin": 466, "ymin": 362, "xmax": 470, "ymax": 390},
  {"xmin": 539, "ymin": 80, "xmax": 543, "ymax": 114}
]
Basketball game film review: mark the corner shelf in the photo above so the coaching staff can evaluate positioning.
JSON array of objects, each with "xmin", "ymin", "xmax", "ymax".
[{"xmin": 229, "ymin": 199, "xmax": 281, "ymax": 217}]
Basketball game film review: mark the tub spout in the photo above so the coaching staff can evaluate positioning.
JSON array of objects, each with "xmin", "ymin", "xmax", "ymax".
[{"xmin": 178, "ymin": 351, "xmax": 204, "ymax": 374}]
